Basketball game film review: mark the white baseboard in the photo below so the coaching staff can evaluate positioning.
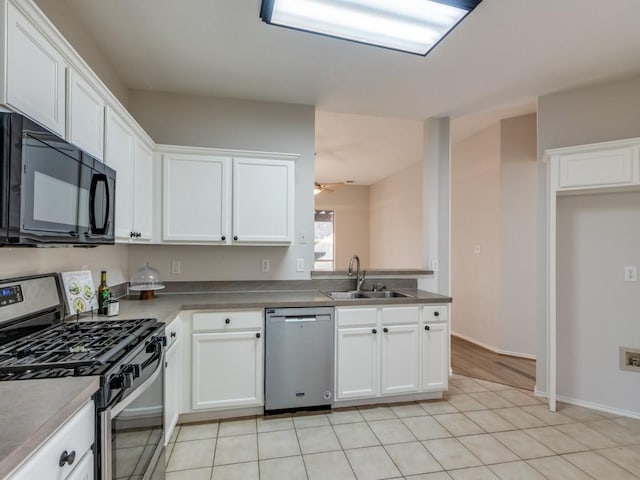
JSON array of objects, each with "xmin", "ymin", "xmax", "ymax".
[
  {"xmin": 451, "ymin": 332, "xmax": 537, "ymax": 360},
  {"xmin": 554, "ymin": 394, "xmax": 640, "ymax": 420}
]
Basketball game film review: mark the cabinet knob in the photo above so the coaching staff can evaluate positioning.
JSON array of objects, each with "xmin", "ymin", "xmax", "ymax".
[
  {"xmin": 225, "ymin": 318, "xmax": 231, "ymax": 324},
  {"xmin": 383, "ymin": 327, "xmax": 389, "ymax": 333},
  {"xmin": 256, "ymin": 332, "xmax": 261, "ymax": 339},
  {"xmin": 434, "ymin": 311, "xmax": 440, "ymax": 317},
  {"xmin": 424, "ymin": 325, "xmax": 430, "ymax": 331},
  {"xmin": 59, "ymin": 450, "xmax": 76, "ymax": 467},
  {"xmin": 130, "ymin": 232, "xmax": 135, "ymax": 238},
  {"xmin": 170, "ymin": 331, "xmax": 176, "ymax": 338},
  {"xmin": 233, "ymin": 235, "xmax": 238, "ymax": 241},
  {"xmin": 372, "ymin": 328, "xmax": 377, "ymax": 334},
  {"xmin": 221, "ymin": 235, "xmax": 226, "ymax": 241}
]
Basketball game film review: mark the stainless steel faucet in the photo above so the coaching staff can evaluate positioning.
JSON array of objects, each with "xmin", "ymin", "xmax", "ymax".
[{"xmin": 347, "ymin": 254, "xmax": 366, "ymax": 291}]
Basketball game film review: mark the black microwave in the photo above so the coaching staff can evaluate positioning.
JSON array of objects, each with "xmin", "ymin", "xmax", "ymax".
[{"xmin": 0, "ymin": 113, "xmax": 115, "ymax": 246}]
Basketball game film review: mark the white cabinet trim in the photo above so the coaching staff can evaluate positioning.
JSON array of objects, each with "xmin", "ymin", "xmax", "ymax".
[{"xmin": 542, "ymin": 136, "xmax": 640, "ymax": 412}]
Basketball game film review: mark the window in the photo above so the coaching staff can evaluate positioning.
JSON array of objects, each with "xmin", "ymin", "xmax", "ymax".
[{"xmin": 314, "ymin": 210, "xmax": 334, "ymax": 271}]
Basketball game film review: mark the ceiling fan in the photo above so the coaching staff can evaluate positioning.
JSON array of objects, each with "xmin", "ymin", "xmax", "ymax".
[{"xmin": 314, "ymin": 180, "xmax": 354, "ymax": 195}]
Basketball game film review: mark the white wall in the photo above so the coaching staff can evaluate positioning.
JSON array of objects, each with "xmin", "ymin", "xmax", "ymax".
[
  {"xmin": 536, "ymin": 74, "xmax": 640, "ymax": 393},
  {"xmin": 556, "ymin": 192, "xmax": 640, "ymax": 416},
  {"xmin": 499, "ymin": 114, "xmax": 538, "ymax": 357},
  {"xmin": 369, "ymin": 162, "xmax": 423, "ymax": 269},
  {"xmin": 538, "ymin": 75, "xmax": 640, "ymax": 155},
  {"xmin": 0, "ymin": 245, "xmax": 129, "ymax": 288},
  {"xmin": 451, "ymin": 114, "xmax": 537, "ymax": 358},
  {"xmin": 35, "ymin": 0, "xmax": 129, "ymax": 105},
  {"xmin": 315, "ymin": 185, "xmax": 370, "ymax": 270},
  {"xmin": 126, "ymin": 90, "xmax": 315, "ymax": 281},
  {"xmin": 451, "ymin": 123, "xmax": 501, "ymax": 350}
]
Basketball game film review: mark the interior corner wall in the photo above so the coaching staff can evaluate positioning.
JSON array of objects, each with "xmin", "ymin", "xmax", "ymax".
[
  {"xmin": 34, "ymin": 0, "xmax": 129, "ymax": 106},
  {"xmin": 369, "ymin": 162, "xmax": 423, "ymax": 269},
  {"xmin": 556, "ymin": 192, "xmax": 640, "ymax": 416},
  {"xmin": 499, "ymin": 114, "xmax": 537, "ymax": 357},
  {"xmin": 451, "ymin": 124, "xmax": 501, "ymax": 350},
  {"xmin": 126, "ymin": 90, "xmax": 315, "ymax": 281},
  {"xmin": 315, "ymin": 185, "xmax": 370, "ymax": 270}
]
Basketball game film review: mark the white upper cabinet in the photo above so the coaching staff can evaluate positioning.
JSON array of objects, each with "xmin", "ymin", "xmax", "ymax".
[
  {"xmin": 67, "ymin": 69, "xmax": 105, "ymax": 160},
  {"xmin": 105, "ymin": 107, "xmax": 135, "ymax": 241},
  {"xmin": 161, "ymin": 147, "xmax": 296, "ymax": 246},
  {"xmin": 4, "ymin": 0, "xmax": 67, "ymax": 135},
  {"xmin": 558, "ymin": 148, "xmax": 635, "ymax": 189},
  {"xmin": 233, "ymin": 158, "xmax": 294, "ymax": 244},
  {"xmin": 163, "ymin": 153, "xmax": 230, "ymax": 243},
  {"xmin": 132, "ymin": 136, "xmax": 154, "ymax": 241}
]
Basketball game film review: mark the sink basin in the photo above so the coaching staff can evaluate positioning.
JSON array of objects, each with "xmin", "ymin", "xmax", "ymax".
[
  {"xmin": 324, "ymin": 290, "xmax": 412, "ymax": 300},
  {"xmin": 363, "ymin": 291, "xmax": 412, "ymax": 298},
  {"xmin": 324, "ymin": 291, "xmax": 367, "ymax": 299}
]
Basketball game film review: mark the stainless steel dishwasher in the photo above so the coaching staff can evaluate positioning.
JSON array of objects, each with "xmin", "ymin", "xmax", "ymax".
[{"xmin": 265, "ymin": 307, "xmax": 334, "ymax": 414}]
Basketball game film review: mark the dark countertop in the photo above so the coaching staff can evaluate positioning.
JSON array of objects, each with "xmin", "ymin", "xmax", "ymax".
[
  {"xmin": 0, "ymin": 377, "xmax": 100, "ymax": 479},
  {"xmin": 112, "ymin": 289, "xmax": 452, "ymax": 323}
]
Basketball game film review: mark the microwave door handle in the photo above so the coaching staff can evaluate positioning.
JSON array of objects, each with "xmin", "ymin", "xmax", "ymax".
[{"xmin": 89, "ymin": 173, "xmax": 108, "ymax": 235}]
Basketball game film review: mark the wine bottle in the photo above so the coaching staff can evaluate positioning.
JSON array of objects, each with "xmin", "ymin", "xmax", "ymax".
[{"xmin": 97, "ymin": 270, "xmax": 109, "ymax": 315}]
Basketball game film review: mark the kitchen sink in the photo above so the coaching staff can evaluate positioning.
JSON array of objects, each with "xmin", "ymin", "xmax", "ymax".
[
  {"xmin": 324, "ymin": 290, "xmax": 412, "ymax": 300},
  {"xmin": 363, "ymin": 291, "xmax": 412, "ymax": 298},
  {"xmin": 324, "ymin": 291, "xmax": 368, "ymax": 299}
]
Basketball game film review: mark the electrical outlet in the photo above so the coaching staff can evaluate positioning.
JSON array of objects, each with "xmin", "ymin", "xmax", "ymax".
[
  {"xmin": 296, "ymin": 258, "xmax": 304, "ymax": 272},
  {"xmin": 474, "ymin": 245, "xmax": 481, "ymax": 254},
  {"xmin": 431, "ymin": 259, "xmax": 439, "ymax": 272},
  {"xmin": 261, "ymin": 259, "xmax": 270, "ymax": 273},
  {"xmin": 171, "ymin": 261, "xmax": 181, "ymax": 275},
  {"xmin": 624, "ymin": 265, "xmax": 637, "ymax": 282}
]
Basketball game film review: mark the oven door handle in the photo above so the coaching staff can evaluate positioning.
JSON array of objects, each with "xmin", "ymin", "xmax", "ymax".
[{"xmin": 111, "ymin": 349, "xmax": 164, "ymax": 418}]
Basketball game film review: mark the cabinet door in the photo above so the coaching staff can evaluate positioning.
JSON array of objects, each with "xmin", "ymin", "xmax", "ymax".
[
  {"xmin": 192, "ymin": 330, "xmax": 263, "ymax": 409},
  {"xmin": 67, "ymin": 69, "xmax": 105, "ymax": 160},
  {"xmin": 6, "ymin": 1, "xmax": 67, "ymax": 135},
  {"xmin": 421, "ymin": 322, "xmax": 449, "ymax": 391},
  {"xmin": 164, "ymin": 337, "xmax": 180, "ymax": 445},
  {"xmin": 65, "ymin": 451, "xmax": 94, "ymax": 480},
  {"xmin": 336, "ymin": 327, "xmax": 378, "ymax": 400},
  {"xmin": 380, "ymin": 324, "xmax": 420, "ymax": 395},
  {"xmin": 104, "ymin": 108, "xmax": 135, "ymax": 241},
  {"xmin": 163, "ymin": 154, "xmax": 230, "ymax": 242},
  {"xmin": 232, "ymin": 158, "xmax": 294, "ymax": 244},
  {"xmin": 132, "ymin": 137, "xmax": 154, "ymax": 241}
]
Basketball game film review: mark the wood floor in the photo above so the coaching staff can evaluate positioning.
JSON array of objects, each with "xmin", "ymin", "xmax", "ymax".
[{"xmin": 451, "ymin": 335, "xmax": 536, "ymax": 391}]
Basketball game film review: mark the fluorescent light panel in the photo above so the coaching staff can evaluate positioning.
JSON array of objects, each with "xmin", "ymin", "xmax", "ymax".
[{"xmin": 260, "ymin": 0, "xmax": 482, "ymax": 55}]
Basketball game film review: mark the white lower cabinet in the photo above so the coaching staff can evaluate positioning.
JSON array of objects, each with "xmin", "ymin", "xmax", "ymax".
[
  {"xmin": 164, "ymin": 317, "xmax": 181, "ymax": 445},
  {"xmin": 191, "ymin": 311, "xmax": 264, "ymax": 410},
  {"xmin": 336, "ymin": 304, "xmax": 448, "ymax": 402},
  {"xmin": 64, "ymin": 451, "xmax": 94, "ymax": 480},
  {"xmin": 421, "ymin": 321, "xmax": 449, "ymax": 391},
  {"xmin": 9, "ymin": 400, "xmax": 95, "ymax": 480},
  {"xmin": 336, "ymin": 326, "xmax": 379, "ymax": 400},
  {"xmin": 380, "ymin": 323, "xmax": 420, "ymax": 395}
]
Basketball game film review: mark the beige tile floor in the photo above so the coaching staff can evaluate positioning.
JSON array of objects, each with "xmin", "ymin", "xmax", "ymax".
[{"xmin": 165, "ymin": 375, "xmax": 640, "ymax": 480}]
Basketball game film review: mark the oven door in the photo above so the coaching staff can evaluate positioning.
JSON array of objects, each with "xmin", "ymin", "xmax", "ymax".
[{"xmin": 100, "ymin": 341, "xmax": 165, "ymax": 480}]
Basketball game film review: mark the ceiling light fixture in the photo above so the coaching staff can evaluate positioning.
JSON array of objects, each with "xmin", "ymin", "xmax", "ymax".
[{"xmin": 260, "ymin": 0, "xmax": 482, "ymax": 56}]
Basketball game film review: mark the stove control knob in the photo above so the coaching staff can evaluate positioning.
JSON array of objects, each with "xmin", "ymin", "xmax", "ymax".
[{"xmin": 122, "ymin": 372, "xmax": 134, "ymax": 389}]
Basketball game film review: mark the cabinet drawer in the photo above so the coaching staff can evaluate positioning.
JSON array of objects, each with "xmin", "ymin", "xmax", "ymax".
[
  {"xmin": 381, "ymin": 306, "xmax": 419, "ymax": 326},
  {"xmin": 193, "ymin": 310, "xmax": 263, "ymax": 331},
  {"xmin": 9, "ymin": 401, "xmax": 94, "ymax": 480},
  {"xmin": 336, "ymin": 307, "xmax": 377, "ymax": 328},
  {"xmin": 422, "ymin": 305, "xmax": 448, "ymax": 322}
]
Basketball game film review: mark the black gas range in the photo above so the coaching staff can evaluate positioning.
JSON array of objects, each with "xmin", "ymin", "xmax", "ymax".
[{"xmin": 0, "ymin": 273, "xmax": 166, "ymax": 480}]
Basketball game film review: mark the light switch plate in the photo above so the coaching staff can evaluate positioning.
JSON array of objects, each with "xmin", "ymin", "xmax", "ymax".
[{"xmin": 624, "ymin": 265, "xmax": 637, "ymax": 282}]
